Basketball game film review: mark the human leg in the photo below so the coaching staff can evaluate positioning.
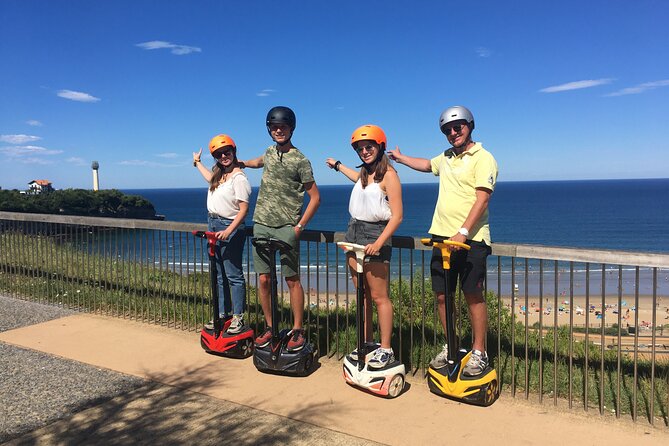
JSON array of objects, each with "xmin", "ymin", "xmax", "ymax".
[
  {"xmin": 459, "ymin": 241, "xmax": 491, "ymax": 375},
  {"xmin": 221, "ymin": 222, "xmax": 246, "ymax": 316},
  {"xmin": 208, "ymin": 217, "xmax": 232, "ymax": 318},
  {"xmin": 364, "ymin": 262, "xmax": 392, "ymax": 349}
]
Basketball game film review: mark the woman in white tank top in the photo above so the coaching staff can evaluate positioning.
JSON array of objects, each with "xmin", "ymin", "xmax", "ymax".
[
  {"xmin": 325, "ymin": 124, "xmax": 403, "ymax": 369},
  {"xmin": 193, "ymin": 134, "xmax": 251, "ymax": 335}
]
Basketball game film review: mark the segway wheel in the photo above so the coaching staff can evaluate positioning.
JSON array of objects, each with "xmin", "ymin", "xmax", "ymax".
[
  {"xmin": 387, "ymin": 374, "xmax": 405, "ymax": 398},
  {"xmin": 298, "ymin": 353, "xmax": 314, "ymax": 377},
  {"xmin": 482, "ymin": 379, "xmax": 499, "ymax": 406},
  {"xmin": 240, "ymin": 338, "xmax": 254, "ymax": 358}
]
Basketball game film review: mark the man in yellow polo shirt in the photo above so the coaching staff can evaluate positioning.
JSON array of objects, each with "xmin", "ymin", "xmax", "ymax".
[{"xmin": 388, "ymin": 105, "xmax": 498, "ymax": 376}]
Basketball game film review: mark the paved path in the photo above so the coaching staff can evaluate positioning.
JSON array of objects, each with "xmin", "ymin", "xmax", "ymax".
[{"xmin": 1, "ymin": 296, "xmax": 668, "ymax": 445}]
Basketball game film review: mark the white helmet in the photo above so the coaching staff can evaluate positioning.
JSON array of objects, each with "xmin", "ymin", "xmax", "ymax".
[{"xmin": 439, "ymin": 106, "xmax": 475, "ymax": 134}]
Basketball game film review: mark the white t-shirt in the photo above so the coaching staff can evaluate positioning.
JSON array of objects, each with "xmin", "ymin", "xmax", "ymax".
[
  {"xmin": 207, "ymin": 172, "xmax": 251, "ymax": 219},
  {"xmin": 348, "ymin": 180, "xmax": 392, "ymax": 222}
]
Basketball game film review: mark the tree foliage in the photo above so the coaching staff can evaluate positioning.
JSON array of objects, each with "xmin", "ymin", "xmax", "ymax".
[{"xmin": 0, "ymin": 189, "xmax": 157, "ymax": 219}]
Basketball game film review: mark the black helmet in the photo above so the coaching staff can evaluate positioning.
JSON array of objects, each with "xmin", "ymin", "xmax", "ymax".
[{"xmin": 266, "ymin": 106, "xmax": 296, "ymax": 131}]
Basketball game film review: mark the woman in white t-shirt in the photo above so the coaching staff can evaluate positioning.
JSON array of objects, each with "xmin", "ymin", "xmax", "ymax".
[
  {"xmin": 193, "ymin": 134, "xmax": 251, "ymax": 334},
  {"xmin": 325, "ymin": 124, "xmax": 403, "ymax": 369}
]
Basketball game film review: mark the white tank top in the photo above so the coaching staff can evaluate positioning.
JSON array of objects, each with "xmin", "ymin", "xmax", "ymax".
[
  {"xmin": 348, "ymin": 180, "xmax": 392, "ymax": 222},
  {"xmin": 207, "ymin": 172, "xmax": 251, "ymax": 219}
]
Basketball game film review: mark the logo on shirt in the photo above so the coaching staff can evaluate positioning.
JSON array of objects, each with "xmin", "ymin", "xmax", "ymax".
[{"xmin": 488, "ymin": 174, "xmax": 494, "ymax": 185}]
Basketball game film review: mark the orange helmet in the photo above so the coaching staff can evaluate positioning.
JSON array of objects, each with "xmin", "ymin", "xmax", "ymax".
[
  {"xmin": 208, "ymin": 134, "xmax": 236, "ymax": 155},
  {"xmin": 350, "ymin": 125, "xmax": 386, "ymax": 150}
]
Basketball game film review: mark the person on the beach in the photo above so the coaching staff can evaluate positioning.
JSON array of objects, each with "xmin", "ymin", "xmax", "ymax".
[
  {"xmin": 240, "ymin": 106, "xmax": 320, "ymax": 351},
  {"xmin": 326, "ymin": 124, "xmax": 403, "ymax": 368},
  {"xmin": 192, "ymin": 134, "xmax": 251, "ymax": 334},
  {"xmin": 388, "ymin": 105, "xmax": 498, "ymax": 376}
]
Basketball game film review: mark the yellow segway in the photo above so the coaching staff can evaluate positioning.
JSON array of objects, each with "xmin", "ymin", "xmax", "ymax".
[{"xmin": 421, "ymin": 237, "xmax": 499, "ymax": 407}]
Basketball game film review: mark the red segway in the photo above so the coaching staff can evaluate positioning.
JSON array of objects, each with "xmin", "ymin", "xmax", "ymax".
[{"xmin": 193, "ymin": 230, "xmax": 254, "ymax": 358}]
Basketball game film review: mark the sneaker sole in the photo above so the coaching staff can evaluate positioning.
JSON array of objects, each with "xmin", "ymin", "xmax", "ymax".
[{"xmin": 286, "ymin": 344, "xmax": 305, "ymax": 352}]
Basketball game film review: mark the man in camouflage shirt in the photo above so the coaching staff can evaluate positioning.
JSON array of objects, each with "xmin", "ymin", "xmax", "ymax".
[{"xmin": 241, "ymin": 106, "xmax": 320, "ymax": 351}]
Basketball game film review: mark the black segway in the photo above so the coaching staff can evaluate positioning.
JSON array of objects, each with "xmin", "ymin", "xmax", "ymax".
[
  {"xmin": 193, "ymin": 231, "xmax": 254, "ymax": 358},
  {"xmin": 421, "ymin": 236, "xmax": 499, "ymax": 406},
  {"xmin": 251, "ymin": 237, "xmax": 317, "ymax": 376}
]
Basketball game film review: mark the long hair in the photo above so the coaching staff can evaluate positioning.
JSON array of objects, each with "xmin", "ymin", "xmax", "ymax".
[
  {"xmin": 208, "ymin": 149, "xmax": 238, "ymax": 191},
  {"xmin": 359, "ymin": 152, "xmax": 390, "ymax": 188}
]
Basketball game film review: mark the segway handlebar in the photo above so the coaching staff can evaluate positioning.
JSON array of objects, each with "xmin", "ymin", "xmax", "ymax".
[
  {"xmin": 336, "ymin": 242, "xmax": 367, "ymax": 274},
  {"xmin": 252, "ymin": 237, "xmax": 293, "ymax": 254},
  {"xmin": 193, "ymin": 230, "xmax": 218, "ymax": 257},
  {"xmin": 420, "ymin": 237, "xmax": 470, "ymax": 270}
]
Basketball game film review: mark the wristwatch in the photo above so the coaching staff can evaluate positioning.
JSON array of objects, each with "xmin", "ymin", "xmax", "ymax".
[
  {"xmin": 296, "ymin": 223, "xmax": 304, "ymax": 230},
  {"xmin": 458, "ymin": 227, "xmax": 469, "ymax": 238}
]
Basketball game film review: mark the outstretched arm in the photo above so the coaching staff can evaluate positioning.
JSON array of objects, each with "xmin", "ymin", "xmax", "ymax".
[
  {"xmin": 387, "ymin": 146, "xmax": 431, "ymax": 172},
  {"xmin": 193, "ymin": 148, "xmax": 213, "ymax": 182},
  {"xmin": 238, "ymin": 155, "xmax": 264, "ymax": 169},
  {"xmin": 325, "ymin": 157, "xmax": 359, "ymax": 183}
]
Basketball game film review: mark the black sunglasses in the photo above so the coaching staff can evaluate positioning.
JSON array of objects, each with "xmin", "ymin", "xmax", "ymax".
[
  {"xmin": 213, "ymin": 149, "xmax": 233, "ymax": 159},
  {"xmin": 443, "ymin": 124, "xmax": 464, "ymax": 135}
]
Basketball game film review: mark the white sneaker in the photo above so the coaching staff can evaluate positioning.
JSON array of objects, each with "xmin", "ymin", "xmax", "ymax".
[
  {"xmin": 463, "ymin": 350, "xmax": 489, "ymax": 376},
  {"xmin": 429, "ymin": 344, "xmax": 449, "ymax": 369},
  {"xmin": 367, "ymin": 348, "xmax": 395, "ymax": 369},
  {"xmin": 226, "ymin": 314, "xmax": 245, "ymax": 334}
]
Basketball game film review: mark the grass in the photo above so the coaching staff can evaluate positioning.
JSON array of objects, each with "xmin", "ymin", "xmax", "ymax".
[{"xmin": 1, "ymin": 229, "xmax": 667, "ymax": 424}]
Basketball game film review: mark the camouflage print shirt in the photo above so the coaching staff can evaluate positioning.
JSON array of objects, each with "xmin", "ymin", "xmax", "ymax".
[{"xmin": 252, "ymin": 145, "xmax": 315, "ymax": 227}]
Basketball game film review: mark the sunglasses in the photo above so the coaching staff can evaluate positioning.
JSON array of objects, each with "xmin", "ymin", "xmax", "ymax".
[
  {"xmin": 269, "ymin": 124, "xmax": 290, "ymax": 132},
  {"xmin": 354, "ymin": 144, "xmax": 377, "ymax": 154},
  {"xmin": 443, "ymin": 124, "xmax": 464, "ymax": 135},
  {"xmin": 213, "ymin": 149, "xmax": 233, "ymax": 159}
]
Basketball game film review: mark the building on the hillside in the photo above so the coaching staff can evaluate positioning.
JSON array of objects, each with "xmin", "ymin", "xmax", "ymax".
[{"xmin": 28, "ymin": 179, "xmax": 54, "ymax": 194}]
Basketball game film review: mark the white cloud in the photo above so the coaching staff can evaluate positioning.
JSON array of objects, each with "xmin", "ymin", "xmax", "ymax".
[
  {"xmin": 539, "ymin": 78, "xmax": 614, "ymax": 93},
  {"xmin": 0, "ymin": 145, "xmax": 63, "ymax": 157},
  {"xmin": 476, "ymin": 47, "xmax": 492, "ymax": 58},
  {"xmin": 156, "ymin": 152, "xmax": 179, "ymax": 159},
  {"xmin": 605, "ymin": 79, "xmax": 669, "ymax": 97},
  {"xmin": 26, "ymin": 120, "xmax": 43, "ymax": 127},
  {"xmin": 66, "ymin": 157, "xmax": 88, "ymax": 166},
  {"xmin": 256, "ymin": 89, "xmax": 276, "ymax": 97},
  {"xmin": 0, "ymin": 146, "xmax": 63, "ymax": 161},
  {"xmin": 18, "ymin": 157, "xmax": 54, "ymax": 165},
  {"xmin": 0, "ymin": 134, "xmax": 42, "ymax": 144},
  {"xmin": 136, "ymin": 40, "xmax": 202, "ymax": 55},
  {"xmin": 118, "ymin": 159, "xmax": 180, "ymax": 168},
  {"xmin": 57, "ymin": 89, "xmax": 101, "ymax": 102}
]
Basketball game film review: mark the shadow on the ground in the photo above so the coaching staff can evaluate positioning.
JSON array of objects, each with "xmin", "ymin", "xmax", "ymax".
[{"xmin": 6, "ymin": 363, "xmax": 370, "ymax": 446}]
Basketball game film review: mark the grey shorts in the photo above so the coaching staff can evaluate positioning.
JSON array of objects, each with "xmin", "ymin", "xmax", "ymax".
[
  {"xmin": 252, "ymin": 223, "xmax": 300, "ymax": 278},
  {"xmin": 344, "ymin": 218, "xmax": 392, "ymax": 264}
]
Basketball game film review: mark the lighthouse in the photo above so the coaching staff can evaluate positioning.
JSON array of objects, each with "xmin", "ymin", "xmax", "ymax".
[{"xmin": 91, "ymin": 161, "xmax": 100, "ymax": 191}]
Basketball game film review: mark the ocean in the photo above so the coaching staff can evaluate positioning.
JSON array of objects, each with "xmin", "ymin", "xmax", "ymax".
[{"xmin": 125, "ymin": 178, "xmax": 669, "ymax": 254}]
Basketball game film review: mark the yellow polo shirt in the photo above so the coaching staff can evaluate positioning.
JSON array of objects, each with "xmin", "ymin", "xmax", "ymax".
[{"xmin": 428, "ymin": 142, "xmax": 498, "ymax": 244}]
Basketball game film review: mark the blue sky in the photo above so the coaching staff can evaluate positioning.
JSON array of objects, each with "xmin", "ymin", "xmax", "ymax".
[{"xmin": 1, "ymin": 0, "xmax": 668, "ymax": 190}]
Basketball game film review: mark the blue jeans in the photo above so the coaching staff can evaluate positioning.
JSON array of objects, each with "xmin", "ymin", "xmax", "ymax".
[{"xmin": 208, "ymin": 216, "xmax": 246, "ymax": 317}]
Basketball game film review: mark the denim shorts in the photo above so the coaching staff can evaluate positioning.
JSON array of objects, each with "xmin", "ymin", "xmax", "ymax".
[{"xmin": 344, "ymin": 218, "xmax": 392, "ymax": 264}]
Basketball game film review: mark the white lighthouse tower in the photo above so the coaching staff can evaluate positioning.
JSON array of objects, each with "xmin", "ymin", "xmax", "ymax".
[{"xmin": 92, "ymin": 161, "xmax": 100, "ymax": 191}]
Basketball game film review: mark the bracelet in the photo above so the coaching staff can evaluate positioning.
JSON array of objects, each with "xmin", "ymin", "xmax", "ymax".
[{"xmin": 334, "ymin": 160, "xmax": 341, "ymax": 172}]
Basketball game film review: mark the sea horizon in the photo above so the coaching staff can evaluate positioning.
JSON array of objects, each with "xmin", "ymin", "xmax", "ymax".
[{"xmin": 124, "ymin": 178, "xmax": 669, "ymax": 254}]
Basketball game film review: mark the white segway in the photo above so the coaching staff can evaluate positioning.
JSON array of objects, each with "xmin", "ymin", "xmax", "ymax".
[{"xmin": 337, "ymin": 242, "xmax": 405, "ymax": 398}]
